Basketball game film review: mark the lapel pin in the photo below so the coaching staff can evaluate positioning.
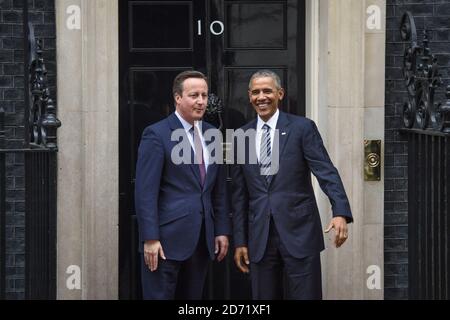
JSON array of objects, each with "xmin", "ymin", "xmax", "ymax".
[{"xmin": 281, "ymin": 132, "xmax": 287, "ymax": 136}]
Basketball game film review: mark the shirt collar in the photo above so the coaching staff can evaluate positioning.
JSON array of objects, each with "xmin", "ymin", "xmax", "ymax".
[
  {"xmin": 257, "ymin": 108, "xmax": 280, "ymax": 131},
  {"xmin": 175, "ymin": 110, "xmax": 202, "ymax": 132}
]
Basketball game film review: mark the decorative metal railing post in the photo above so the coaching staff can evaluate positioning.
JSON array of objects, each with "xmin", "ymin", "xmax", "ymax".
[
  {"xmin": 23, "ymin": 0, "xmax": 30, "ymax": 146},
  {"xmin": 0, "ymin": 107, "xmax": 5, "ymax": 299},
  {"xmin": 441, "ymin": 86, "xmax": 450, "ymax": 134},
  {"xmin": 23, "ymin": 13, "xmax": 60, "ymax": 299},
  {"xmin": 41, "ymin": 98, "xmax": 60, "ymax": 150},
  {"xmin": 28, "ymin": 38, "xmax": 61, "ymax": 149},
  {"xmin": 0, "ymin": 0, "xmax": 61, "ymax": 300},
  {"xmin": 400, "ymin": 11, "xmax": 450, "ymax": 299},
  {"xmin": 400, "ymin": 11, "xmax": 450, "ymax": 133}
]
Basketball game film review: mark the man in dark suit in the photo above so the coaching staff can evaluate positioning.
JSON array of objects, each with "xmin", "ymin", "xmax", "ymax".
[
  {"xmin": 135, "ymin": 70, "xmax": 231, "ymax": 300},
  {"xmin": 231, "ymin": 70, "xmax": 353, "ymax": 300}
]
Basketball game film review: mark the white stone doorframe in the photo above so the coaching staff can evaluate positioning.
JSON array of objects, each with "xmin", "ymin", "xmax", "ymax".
[
  {"xmin": 306, "ymin": 0, "xmax": 385, "ymax": 299},
  {"xmin": 55, "ymin": 0, "xmax": 384, "ymax": 300},
  {"xmin": 56, "ymin": 0, "xmax": 119, "ymax": 299}
]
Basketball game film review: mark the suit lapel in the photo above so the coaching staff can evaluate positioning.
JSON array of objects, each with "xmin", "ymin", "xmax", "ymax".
[
  {"xmin": 275, "ymin": 111, "xmax": 290, "ymax": 159},
  {"xmin": 246, "ymin": 120, "xmax": 268, "ymax": 187},
  {"xmin": 266, "ymin": 111, "xmax": 290, "ymax": 188},
  {"xmin": 168, "ymin": 113, "xmax": 202, "ymax": 188},
  {"xmin": 203, "ymin": 163, "xmax": 217, "ymax": 190},
  {"xmin": 190, "ymin": 149, "xmax": 202, "ymax": 187},
  {"xmin": 202, "ymin": 126, "xmax": 218, "ymax": 191}
]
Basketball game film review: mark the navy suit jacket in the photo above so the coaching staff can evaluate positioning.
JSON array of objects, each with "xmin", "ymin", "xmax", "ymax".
[
  {"xmin": 135, "ymin": 113, "xmax": 231, "ymax": 261},
  {"xmin": 231, "ymin": 111, "xmax": 353, "ymax": 263}
]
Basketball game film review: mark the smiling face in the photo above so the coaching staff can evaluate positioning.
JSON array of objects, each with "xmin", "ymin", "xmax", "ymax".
[
  {"xmin": 175, "ymin": 77, "xmax": 208, "ymax": 125},
  {"xmin": 248, "ymin": 76, "xmax": 284, "ymax": 122}
]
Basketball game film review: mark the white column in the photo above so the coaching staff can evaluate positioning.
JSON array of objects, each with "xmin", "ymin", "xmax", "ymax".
[
  {"xmin": 307, "ymin": 0, "xmax": 385, "ymax": 299},
  {"xmin": 56, "ymin": 0, "xmax": 119, "ymax": 299},
  {"xmin": 362, "ymin": 0, "xmax": 385, "ymax": 300}
]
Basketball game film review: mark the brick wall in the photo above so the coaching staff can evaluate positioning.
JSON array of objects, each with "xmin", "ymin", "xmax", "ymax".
[
  {"xmin": 385, "ymin": 0, "xmax": 450, "ymax": 299},
  {"xmin": 0, "ymin": 0, "xmax": 56, "ymax": 299}
]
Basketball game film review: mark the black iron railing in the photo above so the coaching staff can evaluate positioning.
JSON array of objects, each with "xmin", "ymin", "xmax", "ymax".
[
  {"xmin": 0, "ymin": 107, "xmax": 6, "ymax": 299},
  {"xmin": 399, "ymin": 12, "xmax": 450, "ymax": 300},
  {"xmin": 0, "ymin": 0, "xmax": 60, "ymax": 299},
  {"xmin": 404, "ymin": 132, "xmax": 449, "ymax": 300},
  {"xmin": 400, "ymin": 12, "xmax": 450, "ymax": 133}
]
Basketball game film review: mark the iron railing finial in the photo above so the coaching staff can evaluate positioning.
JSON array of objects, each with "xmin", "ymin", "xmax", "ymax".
[{"xmin": 400, "ymin": 11, "xmax": 450, "ymax": 133}]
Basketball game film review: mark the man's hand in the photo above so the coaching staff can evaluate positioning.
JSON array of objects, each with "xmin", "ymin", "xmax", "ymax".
[
  {"xmin": 324, "ymin": 216, "xmax": 348, "ymax": 248},
  {"xmin": 215, "ymin": 235, "xmax": 229, "ymax": 262},
  {"xmin": 234, "ymin": 247, "xmax": 250, "ymax": 273},
  {"xmin": 144, "ymin": 240, "xmax": 166, "ymax": 272}
]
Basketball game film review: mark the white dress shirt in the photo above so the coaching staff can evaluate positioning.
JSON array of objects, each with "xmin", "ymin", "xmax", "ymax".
[
  {"xmin": 175, "ymin": 111, "xmax": 209, "ymax": 171},
  {"xmin": 256, "ymin": 108, "xmax": 279, "ymax": 163}
]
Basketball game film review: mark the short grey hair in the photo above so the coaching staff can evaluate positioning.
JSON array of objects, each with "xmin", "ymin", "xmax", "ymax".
[{"xmin": 248, "ymin": 70, "xmax": 282, "ymax": 90}]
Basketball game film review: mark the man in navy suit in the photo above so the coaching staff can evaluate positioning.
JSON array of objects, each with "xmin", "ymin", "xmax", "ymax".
[
  {"xmin": 135, "ymin": 70, "xmax": 231, "ymax": 300},
  {"xmin": 231, "ymin": 70, "xmax": 353, "ymax": 300}
]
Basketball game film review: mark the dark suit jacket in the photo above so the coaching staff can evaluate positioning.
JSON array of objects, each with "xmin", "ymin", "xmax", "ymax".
[
  {"xmin": 135, "ymin": 113, "xmax": 231, "ymax": 261},
  {"xmin": 231, "ymin": 111, "xmax": 353, "ymax": 263}
]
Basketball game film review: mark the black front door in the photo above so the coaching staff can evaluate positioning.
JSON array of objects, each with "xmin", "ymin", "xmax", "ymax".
[{"xmin": 119, "ymin": 0, "xmax": 305, "ymax": 299}]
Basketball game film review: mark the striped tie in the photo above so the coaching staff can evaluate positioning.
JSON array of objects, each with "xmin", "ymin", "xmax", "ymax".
[{"xmin": 260, "ymin": 124, "xmax": 272, "ymax": 183}]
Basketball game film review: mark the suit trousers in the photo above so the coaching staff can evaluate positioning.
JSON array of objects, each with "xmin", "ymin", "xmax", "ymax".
[
  {"xmin": 141, "ymin": 222, "xmax": 210, "ymax": 300},
  {"xmin": 250, "ymin": 217, "xmax": 322, "ymax": 300}
]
